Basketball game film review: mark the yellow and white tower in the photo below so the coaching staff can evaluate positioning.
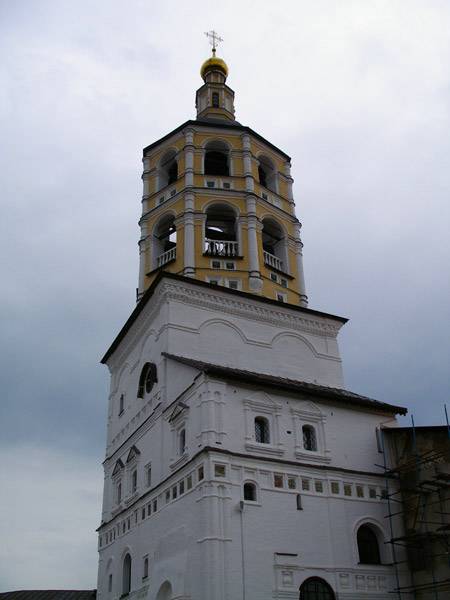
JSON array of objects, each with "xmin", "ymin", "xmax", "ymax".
[
  {"xmin": 96, "ymin": 37, "xmax": 409, "ymax": 600},
  {"xmin": 138, "ymin": 36, "xmax": 307, "ymax": 307}
]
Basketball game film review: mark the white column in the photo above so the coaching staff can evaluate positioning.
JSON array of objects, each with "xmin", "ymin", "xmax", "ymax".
[
  {"xmin": 284, "ymin": 160, "xmax": 295, "ymax": 206},
  {"xmin": 137, "ymin": 218, "xmax": 149, "ymax": 300},
  {"xmin": 184, "ymin": 128, "xmax": 195, "ymax": 188},
  {"xmin": 241, "ymin": 134, "xmax": 254, "ymax": 192},
  {"xmin": 295, "ymin": 222, "xmax": 308, "ymax": 306},
  {"xmin": 245, "ymin": 195, "xmax": 263, "ymax": 293},
  {"xmin": 183, "ymin": 191, "xmax": 195, "ymax": 277}
]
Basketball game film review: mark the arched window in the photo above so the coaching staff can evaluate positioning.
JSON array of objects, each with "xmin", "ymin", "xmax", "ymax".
[
  {"xmin": 178, "ymin": 428, "xmax": 186, "ymax": 455},
  {"xmin": 137, "ymin": 363, "xmax": 158, "ymax": 398},
  {"xmin": 204, "ymin": 203, "xmax": 238, "ymax": 257},
  {"xmin": 262, "ymin": 217, "xmax": 287, "ymax": 272},
  {"xmin": 243, "ymin": 482, "xmax": 257, "ymax": 502},
  {"xmin": 153, "ymin": 214, "xmax": 177, "ymax": 268},
  {"xmin": 159, "ymin": 150, "xmax": 178, "ymax": 190},
  {"xmin": 122, "ymin": 553, "xmax": 132, "ymax": 595},
  {"xmin": 204, "ymin": 141, "xmax": 229, "ymax": 176},
  {"xmin": 302, "ymin": 425, "xmax": 317, "ymax": 452},
  {"xmin": 255, "ymin": 416, "xmax": 270, "ymax": 444},
  {"xmin": 258, "ymin": 155, "xmax": 277, "ymax": 192},
  {"xmin": 108, "ymin": 573, "xmax": 112, "ymax": 593},
  {"xmin": 299, "ymin": 577, "xmax": 335, "ymax": 600},
  {"xmin": 357, "ymin": 524, "xmax": 382, "ymax": 565},
  {"xmin": 212, "ymin": 92, "xmax": 219, "ymax": 107}
]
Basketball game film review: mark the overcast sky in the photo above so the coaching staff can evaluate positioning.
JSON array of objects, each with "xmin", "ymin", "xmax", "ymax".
[{"xmin": 1, "ymin": 0, "xmax": 449, "ymax": 592}]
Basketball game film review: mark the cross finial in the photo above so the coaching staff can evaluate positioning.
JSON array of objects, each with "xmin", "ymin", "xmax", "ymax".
[{"xmin": 205, "ymin": 30, "xmax": 223, "ymax": 56}]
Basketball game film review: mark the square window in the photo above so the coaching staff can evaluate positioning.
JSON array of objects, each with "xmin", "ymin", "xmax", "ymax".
[
  {"xmin": 356, "ymin": 485, "xmax": 364, "ymax": 498},
  {"xmin": 179, "ymin": 480, "xmax": 185, "ymax": 494},
  {"xmin": 223, "ymin": 182, "xmax": 231, "ymax": 189},
  {"xmin": 153, "ymin": 499, "xmax": 157, "ymax": 512},
  {"xmin": 315, "ymin": 480, "xmax": 324, "ymax": 493},
  {"xmin": 209, "ymin": 279, "xmax": 219, "ymax": 286},
  {"xmin": 301, "ymin": 478, "xmax": 310, "ymax": 491},
  {"xmin": 214, "ymin": 464, "xmax": 226, "ymax": 477},
  {"xmin": 228, "ymin": 280, "xmax": 239, "ymax": 290},
  {"xmin": 287, "ymin": 477, "xmax": 297, "ymax": 490},
  {"xmin": 281, "ymin": 278, "xmax": 288, "ymax": 288},
  {"xmin": 344, "ymin": 484, "xmax": 352, "ymax": 497},
  {"xmin": 165, "ymin": 490, "xmax": 170, "ymax": 503},
  {"xmin": 225, "ymin": 262, "xmax": 235, "ymax": 270},
  {"xmin": 172, "ymin": 485, "xmax": 177, "ymax": 499},
  {"xmin": 331, "ymin": 482, "xmax": 340, "ymax": 494},
  {"xmin": 270, "ymin": 272, "xmax": 278, "ymax": 282},
  {"xmin": 369, "ymin": 487, "xmax": 377, "ymax": 499},
  {"xmin": 262, "ymin": 192, "xmax": 268, "ymax": 200},
  {"xmin": 187, "ymin": 475, "xmax": 193, "ymax": 489},
  {"xmin": 277, "ymin": 293, "xmax": 286, "ymax": 302},
  {"xmin": 207, "ymin": 181, "xmax": 215, "ymax": 188},
  {"xmin": 212, "ymin": 260, "xmax": 221, "ymax": 269},
  {"xmin": 274, "ymin": 474, "xmax": 284, "ymax": 488},
  {"xmin": 198, "ymin": 465, "xmax": 204, "ymax": 481},
  {"xmin": 170, "ymin": 188, "xmax": 176, "ymax": 197}
]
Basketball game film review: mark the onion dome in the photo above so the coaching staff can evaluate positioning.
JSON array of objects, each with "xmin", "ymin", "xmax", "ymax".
[{"xmin": 200, "ymin": 53, "xmax": 229, "ymax": 80}]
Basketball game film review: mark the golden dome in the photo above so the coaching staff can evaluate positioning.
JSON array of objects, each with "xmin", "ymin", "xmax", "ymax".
[{"xmin": 200, "ymin": 54, "xmax": 228, "ymax": 79}]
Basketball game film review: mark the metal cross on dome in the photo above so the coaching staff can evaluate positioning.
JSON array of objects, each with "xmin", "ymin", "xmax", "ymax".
[{"xmin": 205, "ymin": 30, "xmax": 223, "ymax": 55}]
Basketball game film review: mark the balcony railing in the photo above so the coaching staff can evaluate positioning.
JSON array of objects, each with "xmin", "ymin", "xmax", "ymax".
[
  {"xmin": 263, "ymin": 250, "xmax": 283, "ymax": 271},
  {"xmin": 204, "ymin": 239, "xmax": 239, "ymax": 257},
  {"xmin": 157, "ymin": 247, "xmax": 176, "ymax": 267}
]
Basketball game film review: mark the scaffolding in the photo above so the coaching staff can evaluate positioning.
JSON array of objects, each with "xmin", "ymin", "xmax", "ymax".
[{"xmin": 381, "ymin": 408, "xmax": 450, "ymax": 599}]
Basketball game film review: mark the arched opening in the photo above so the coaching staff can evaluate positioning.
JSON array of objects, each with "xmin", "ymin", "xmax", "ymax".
[
  {"xmin": 262, "ymin": 217, "xmax": 287, "ymax": 272},
  {"xmin": 204, "ymin": 203, "xmax": 238, "ymax": 256},
  {"xmin": 243, "ymin": 481, "xmax": 257, "ymax": 501},
  {"xmin": 156, "ymin": 581, "xmax": 173, "ymax": 600},
  {"xmin": 153, "ymin": 214, "xmax": 177, "ymax": 268},
  {"xmin": 300, "ymin": 577, "xmax": 335, "ymax": 600},
  {"xmin": 137, "ymin": 363, "xmax": 158, "ymax": 398},
  {"xmin": 212, "ymin": 92, "xmax": 220, "ymax": 108},
  {"xmin": 159, "ymin": 150, "xmax": 178, "ymax": 190},
  {"xmin": 302, "ymin": 425, "xmax": 317, "ymax": 452},
  {"xmin": 255, "ymin": 416, "xmax": 270, "ymax": 444},
  {"xmin": 357, "ymin": 524, "xmax": 382, "ymax": 564},
  {"xmin": 258, "ymin": 155, "xmax": 277, "ymax": 192},
  {"xmin": 143, "ymin": 556, "xmax": 149, "ymax": 579},
  {"xmin": 204, "ymin": 140, "xmax": 229, "ymax": 176},
  {"xmin": 122, "ymin": 553, "xmax": 132, "ymax": 596}
]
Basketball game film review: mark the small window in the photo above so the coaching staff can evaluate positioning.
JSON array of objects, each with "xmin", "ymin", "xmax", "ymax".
[
  {"xmin": 288, "ymin": 477, "xmax": 297, "ymax": 490},
  {"xmin": 137, "ymin": 363, "xmax": 158, "ymax": 398},
  {"xmin": 357, "ymin": 525, "xmax": 381, "ymax": 565},
  {"xmin": 122, "ymin": 522, "xmax": 125, "ymax": 534},
  {"xmin": 209, "ymin": 279, "xmax": 219, "ymax": 286},
  {"xmin": 214, "ymin": 464, "xmax": 226, "ymax": 477},
  {"xmin": 344, "ymin": 484, "xmax": 352, "ymax": 496},
  {"xmin": 179, "ymin": 480, "xmax": 185, "ymax": 494},
  {"xmin": 198, "ymin": 465, "xmax": 204, "ymax": 481},
  {"xmin": 159, "ymin": 196, "xmax": 165, "ymax": 205},
  {"xmin": 147, "ymin": 502, "xmax": 151, "ymax": 517},
  {"xmin": 369, "ymin": 487, "xmax": 377, "ymax": 499},
  {"xmin": 331, "ymin": 482, "xmax": 340, "ymax": 494},
  {"xmin": 141, "ymin": 507, "xmax": 145, "ymax": 520},
  {"xmin": 119, "ymin": 394, "xmax": 125, "ymax": 415},
  {"xmin": 212, "ymin": 260, "xmax": 221, "ymax": 269},
  {"xmin": 274, "ymin": 474, "xmax": 284, "ymax": 488},
  {"xmin": 228, "ymin": 280, "xmax": 239, "ymax": 290},
  {"xmin": 207, "ymin": 180, "xmax": 215, "ymax": 188},
  {"xmin": 356, "ymin": 485, "xmax": 364, "ymax": 498},
  {"xmin": 223, "ymin": 182, "xmax": 231, "ymax": 189},
  {"xmin": 270, "ymin": 272, "xmax": 278, "ymax": 282},
  {"xmin": 134, "ymin": 510, "xmax": 138, "ymax": 524},
  {"xmin": 108, "ymin": 573, "xmax": 112, "ymax": 593},
  {"xmin": 276, "ymin": 293, "xmax": 286, "ymax": 302},
  {"xmin": 152, "ymin": 499, "xmax": 157, "ymax": 512},
  {"xmin": 212, "ymin": 92, "xmax": 220, "ymax": 107},
  {"xmin": 146, "ymin": 465, "xmax": 152, "ymax": 487},
  {"xmin": 262, "ymin": 192, "xmax": 268, "ymax": 200},
  {"xmin": 143, "ymin": 556, "xmax": 149, "ymax": 579},
  {"xmin": 243, "ymin": 482, "xmax": 257, "ymax": 501},
  {"xmin": 315, "ymin": 480, "xmax": 324, "ymax": 493},
  {"xmin": 296, "ymin": 494, "xmax": 303, "ymax": 510},
  {"xmin": 381, "ymin": 488, "xmax": 389, "ymax": 499},
  {"xmin": 131, "ymin": 470, "xmax": 137, "ymax": 494},
  {"xmin": 280, "ymin": 278, "xmax": 288, "ymax": 288},
  {"xmin": 117, "ymin": 482, "xmax": 122, "ymax": 504},
  {"xmin": 170, "ymin": 188, "xmax": 176, "ymax": 197},
  {"xmin": 172, "ymin": 485, "xmax": 177, "ymax": 499},
  {"xmin": 187, "ymin": 475, "xmax": 193, "ymax": 490},
  {"xmin": 255, "ymin": 416, "xmax": 270, "ymax": 444},
  {"xmin": 178, "ymin": 428, "xmax": 186, "ymax": 455},
  {"xmin": 127, "ymin": 517, "xmax": 130, "ymax": 530},
  {"xmin": 302, "ymin": 425, "xmax": 317, "ymax": 452},
  {"xmin": 225, "ymin": 261, "xmax": 235, "ymax": 270},
  {"xmin": 165, "ymin": 490, "xmax": 170, "ymax": 503},
  {"xmin": 301, "ymin": 478, "xmax": 310, "ymax": 491}
]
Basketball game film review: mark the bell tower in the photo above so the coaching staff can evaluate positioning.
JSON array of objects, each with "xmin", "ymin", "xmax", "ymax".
[{"xmin": 138, "ymin": 34, "xmax": 308, "ymax": 306}]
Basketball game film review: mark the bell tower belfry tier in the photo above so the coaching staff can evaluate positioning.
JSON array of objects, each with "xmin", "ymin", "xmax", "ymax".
[{"xmin": 138, "ymin": 47, "xmax": 308, "ymax": 307}]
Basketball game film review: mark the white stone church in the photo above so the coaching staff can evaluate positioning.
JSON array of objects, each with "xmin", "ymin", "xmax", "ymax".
[{"xmin": 95, "ymin": 44, "xmax": 411, "ymax": 600}]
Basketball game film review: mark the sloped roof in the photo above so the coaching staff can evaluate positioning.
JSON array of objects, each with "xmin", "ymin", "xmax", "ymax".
[
  {"xmin": 0, "ymin": 592, "xmax": 96, "ymax": 600},
  {"xmin": 162, "ymin": 353, "xmax": 407, "ymax": 416}
]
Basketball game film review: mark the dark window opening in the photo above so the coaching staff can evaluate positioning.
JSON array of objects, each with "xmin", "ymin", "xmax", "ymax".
[
  {"xmin": 302, "ymin": 425, "xmax": 317, "ymax": 451},
  {"xmin": 122, "ymin": 553, "xmax": 132, "ymax": 596},
  {"xmin": 137, "ymin": 363, "xmax": 158, "ymax": 398},
  {"xmin": 357, "ymin": 525, "xmax": 381, "ymax": 565},
  {"xmin": 244, "ymin": 482, "xmax": 257, "ymax": 501},
  {"xmin": 212, "ymin": 92, "xmax": 219, "ymax": 107},
  {"xmin": 299, "ymin": 577, "xmax": 335, "ymax": 600},
  {"xmin": 255, "ymin": 416, "xmax": 270, "ymax": 444},
  {"xmin": 205, "ymin": 145, "xmax": 229, "ymax": 176},
  {"xmin": 258, "ymin": 165, "xmax": 267, "ymax": 187}
]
